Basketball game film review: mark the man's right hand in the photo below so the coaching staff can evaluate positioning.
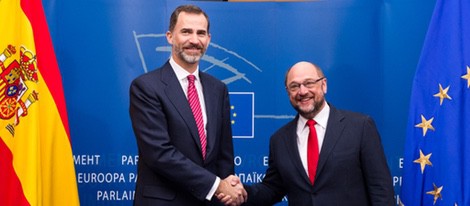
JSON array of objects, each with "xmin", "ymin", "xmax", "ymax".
[{"xmin": 215, "ymin": 175, "xmax": 247, "ymax": 206}]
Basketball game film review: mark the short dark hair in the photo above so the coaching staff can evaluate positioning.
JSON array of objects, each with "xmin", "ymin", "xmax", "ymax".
[{"xmin": 169, "ymin": 5, "xmax": 210, "ymax": 33}]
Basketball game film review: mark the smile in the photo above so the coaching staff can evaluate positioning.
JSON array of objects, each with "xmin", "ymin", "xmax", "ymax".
[{"xmin": 298, "ymin": 96, "xmax": 312, "ymax": 101}]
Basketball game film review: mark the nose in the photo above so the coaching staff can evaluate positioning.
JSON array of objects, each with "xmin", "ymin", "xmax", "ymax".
[
  {"xmin": 298, "ymin": 84, "xmax": 309, "ymax": 94},
  {"xmin": 188, "ymin": 33, "xmax": 199, "ymax": 44}
]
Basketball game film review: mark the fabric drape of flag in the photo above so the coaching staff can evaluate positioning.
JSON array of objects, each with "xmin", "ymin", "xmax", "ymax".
[
  {"xmin": 0, "ymin": 0, "xmax": 80, "ymax": 205},
  {"xmin": 400, "ymin": 0, "xmax": 470, "ymax": 205}
]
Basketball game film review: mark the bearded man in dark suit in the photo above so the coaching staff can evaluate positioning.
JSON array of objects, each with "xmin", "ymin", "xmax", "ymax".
[
  {"xmin": 129, "ymin": 4, "xmax": 246, "ymax": 206},
  {"xmin": 233, "ymin": 61, "xmax": 394, "ymax": 206}
]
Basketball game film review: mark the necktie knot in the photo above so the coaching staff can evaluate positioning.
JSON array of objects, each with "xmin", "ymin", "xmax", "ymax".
[
  {"xmin": 307, "ymin": 119, "xmax": 316, "ymax": 127},
  {"xmin": 187, "ymin": 74, "xmax": 195, "ymax": 84}
]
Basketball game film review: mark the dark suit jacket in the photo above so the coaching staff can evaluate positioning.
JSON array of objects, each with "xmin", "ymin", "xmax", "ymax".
[
  {"xmin": 129, "ymin": 61, "xmax": 234, "ymax": 205},
  {"xmin": 245, "ymin": 105, "xmax": 394, "ymax": 206}
]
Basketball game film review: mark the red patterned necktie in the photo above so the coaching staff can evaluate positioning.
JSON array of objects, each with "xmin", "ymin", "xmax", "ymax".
[
  {"xmin": 306, "ymin": 119, "xmax": 319, "ymax": 185},
  {"xmin": 187, "ymin": 75, "xmax": 207, "ymax": 159}
]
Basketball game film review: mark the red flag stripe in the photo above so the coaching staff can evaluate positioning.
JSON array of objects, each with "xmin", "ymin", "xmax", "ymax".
[
  {"xmin": 0, "ymin": 138, "xmax": 30, "ymax": 206},
  {"xmin": 20, "ymin": 0, "xmax": 71, "ymax": 139}
]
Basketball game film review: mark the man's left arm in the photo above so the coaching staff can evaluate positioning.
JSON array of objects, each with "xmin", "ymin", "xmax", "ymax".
[{"xmin": 360, "ymin": 116, "xmax": 395, "ymax": 206}]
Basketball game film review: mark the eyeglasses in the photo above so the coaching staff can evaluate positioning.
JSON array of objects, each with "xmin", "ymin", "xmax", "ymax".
[{"xmin": 287, "ymin": 77, "xmax": 325, "ymax": 92}]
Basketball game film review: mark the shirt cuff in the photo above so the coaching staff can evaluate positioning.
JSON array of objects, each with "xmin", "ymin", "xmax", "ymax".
[{"xmin": 206, "ymin": 176, "xmax": 221, "ymax": 200}]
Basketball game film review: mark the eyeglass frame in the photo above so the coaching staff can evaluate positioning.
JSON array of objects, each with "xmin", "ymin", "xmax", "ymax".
[{"xmin": 286, "ymin": 77, "xmax": 325, "ymax": 92}]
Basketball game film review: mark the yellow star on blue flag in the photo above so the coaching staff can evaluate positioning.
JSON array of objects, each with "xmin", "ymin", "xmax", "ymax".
[
  {"xmin": 433, "ymin": 83, "xmax": 452, "ymax": 105},
  {"xmin": 414, "ymin": 115, "xmax": 435, "ymax": 137},
  {"xmin": 413, "ymin": 149, "xmax": 432, "ymax": 174}
]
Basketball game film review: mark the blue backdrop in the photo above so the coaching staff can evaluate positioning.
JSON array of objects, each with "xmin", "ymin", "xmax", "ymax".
[{"xmin": 42, "ymin": 0, "xmax": 436, "ymax": 205}]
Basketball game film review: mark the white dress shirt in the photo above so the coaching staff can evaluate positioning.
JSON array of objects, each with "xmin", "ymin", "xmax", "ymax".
[
  {"xmin": 169, "ymin": 58, "xmax": 207, "ymax": 128},
  {"xmin": 296, "ymin": 103, "xmax": 330, "ymax": 177}
]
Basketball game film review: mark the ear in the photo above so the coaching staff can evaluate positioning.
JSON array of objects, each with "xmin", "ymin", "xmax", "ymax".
[
  {"xmin": 166, "ymin": 31, "xmax": 173, "ymax": 45},
  {"xmin": 322, "ymin": 78, "xmax": 327, "ymax": 94}
]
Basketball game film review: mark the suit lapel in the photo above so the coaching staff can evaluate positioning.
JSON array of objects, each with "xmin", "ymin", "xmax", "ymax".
[
  {"xmin": 161, "ymin": 63, "xmax": 204, "ymax": 156},
  {"xmin": 199, "ymin": 73, "xmax": 217, "ymax": 158},
  {"xmin": 282, "ymin": 117, "xmax": 312, "ymax": 185},
  {"xmin": 315, "ymin": 105, "xmax": 345, "ymax": 180}
]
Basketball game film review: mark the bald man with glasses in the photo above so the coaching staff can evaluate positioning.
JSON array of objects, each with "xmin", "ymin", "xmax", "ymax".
[{"xmin": 223, "ymin": 61, "xmax": 394, "ymax": 206}]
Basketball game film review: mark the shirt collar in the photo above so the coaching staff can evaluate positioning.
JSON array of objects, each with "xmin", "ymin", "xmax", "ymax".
[
  {"xmin": 297, "ymin": 102, "xmax": 330, "ymax": 130},
  {"xmin": 169, "ymin": 57, "xmax": 200, "ymax": 81}
]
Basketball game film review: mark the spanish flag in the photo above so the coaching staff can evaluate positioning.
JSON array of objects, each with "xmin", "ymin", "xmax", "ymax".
[{"xmin": 0, "ymin": 0, "xmax": 80, "ymax": 205}]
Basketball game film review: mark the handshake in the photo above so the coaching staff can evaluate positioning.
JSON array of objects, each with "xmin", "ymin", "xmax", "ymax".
[{"xmin": 215, "ymin": 175, "xmax": 247, "ymax": 206}]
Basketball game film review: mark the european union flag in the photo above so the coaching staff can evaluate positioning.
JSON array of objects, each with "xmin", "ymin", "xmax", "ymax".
[
  {"xmin": 229, "ymin": 92, "xmax": 254, "ymax": 138},
  {"xmin": 400, "ymin": 0, "xmax": 470, "ymax": 205}
]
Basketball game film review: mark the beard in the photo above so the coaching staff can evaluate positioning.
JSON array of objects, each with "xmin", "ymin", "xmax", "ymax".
[
  {"xmin": 175, "ymin": 43, "xmax": 205, "ymax": 64},
  {"xmin": 292, "ymin": 96, "xmax": 325, "ymax": 119}
]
